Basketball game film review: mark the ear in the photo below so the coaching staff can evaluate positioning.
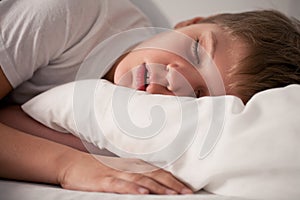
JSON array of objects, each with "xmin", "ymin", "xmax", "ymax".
[{"xmin": 174, "ymin": 17, "xmax": 205, "ymax": 29}]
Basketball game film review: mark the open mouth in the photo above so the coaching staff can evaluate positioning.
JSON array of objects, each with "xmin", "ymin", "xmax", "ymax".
[{"xmin": 137, "ymin": 63, "xmax": 150, "ymax": 91}]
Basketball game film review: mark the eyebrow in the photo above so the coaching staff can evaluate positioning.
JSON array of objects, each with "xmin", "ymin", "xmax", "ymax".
[
  {"xmin": 204, "ymin": 31, "xmax": 217, "ymax": 59},
  {"xmin": 194, "ymin": 31, "xmax": 217, "ymax": 71}
]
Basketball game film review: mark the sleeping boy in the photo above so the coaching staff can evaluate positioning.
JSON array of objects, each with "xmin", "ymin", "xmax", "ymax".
[{"xmin": 0, "ymin": 0, "xmax": 300, "ymax": 196}]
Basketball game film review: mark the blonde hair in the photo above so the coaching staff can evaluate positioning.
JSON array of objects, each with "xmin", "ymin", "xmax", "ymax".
[{"xmin": 201, "ymin": 10, "xmax": 300, "ymax": 103}]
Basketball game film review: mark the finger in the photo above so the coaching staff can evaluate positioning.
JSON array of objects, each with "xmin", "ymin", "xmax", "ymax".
[
  {"xmin": 95, "ymin": 176, "xmax": 150, "ymax": 195},
  {"xmin": 120, "ymin": 173, "xmax": 178, "ymax": 195},
  {"xmin": 145, "ymin": 169, "xmax": 193, "ymax": 194}
]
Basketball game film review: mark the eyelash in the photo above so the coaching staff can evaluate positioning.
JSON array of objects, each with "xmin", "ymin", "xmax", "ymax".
[
  {"xmin": 193, "ymin": 38, "xmax": 201, "ymax": 98},
  {"xmin": 193, "ymin": 38, "xmax": 200, "ymax": 64}
]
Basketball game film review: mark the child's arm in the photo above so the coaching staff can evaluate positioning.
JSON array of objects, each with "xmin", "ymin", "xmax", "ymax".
[
  {"xmin": 0, "ymin": 122, "xmax": 191, "ymax": 194},
  {"xmin": 0, "ymin": 105, "xmax": 89, "ymax": 152},
  {"xmin": 0, "ymin": 105, "xmax": 116, "ymax": 156},
  {"xmin": 0, "ymin": 67, "xmax": 192, "ymax": 195}
]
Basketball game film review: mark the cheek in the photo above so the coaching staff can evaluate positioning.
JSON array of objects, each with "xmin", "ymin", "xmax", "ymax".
[
  {"xmin": 113, "ymin": 52, "xmax": 142, "ymax": 84},
  {"xmin": 141, "ymin": 49, "xmax": 178, "ymax": 65},
  {"xmin": 114, "ymin": 66, "xmax": 132, "ymax": 86},
  {"xmin": 138, "ymin": 41, "xmax": 195, "ymax": 65}
]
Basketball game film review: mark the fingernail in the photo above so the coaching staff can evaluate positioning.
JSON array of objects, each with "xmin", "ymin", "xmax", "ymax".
[
  {"xmin": 181, "ymin": 188, "xmax": 193, "ymax": 194},
  {"xmin": 138, "ymin": 188, "xmax": 149, "ymax": 194},
  {"xmin": 165, "ymin": 189, "xmax": 177, "ymax": 195}
]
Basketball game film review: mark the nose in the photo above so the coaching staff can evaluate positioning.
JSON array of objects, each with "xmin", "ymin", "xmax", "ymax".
[
  {"xmin": 146, "ymin": 63, "xmax": 195, "ymax": 97},
  {"xmin": 147, "ymin": 63, "xmax": 169, "ymax": 88},
  {"xmin": 168, "ymin": 63, "xmax": 196, "ymax": 96},
  {"xmin": 145, "ymin": 63, "xmax": 172, "ymax": 95}
]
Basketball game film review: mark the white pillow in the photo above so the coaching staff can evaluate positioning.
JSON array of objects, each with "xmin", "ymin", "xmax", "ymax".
[{"xmin": 22, "ymin": 79, "xmax": 300, "ymax": 200}]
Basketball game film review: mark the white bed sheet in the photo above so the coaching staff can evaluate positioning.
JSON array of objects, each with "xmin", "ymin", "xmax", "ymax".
[{"xmin": 0, "ymin": 179, "xmax": 253, "ymax": 200}]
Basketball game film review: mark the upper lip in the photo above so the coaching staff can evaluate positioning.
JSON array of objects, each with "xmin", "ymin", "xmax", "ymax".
[{"xmin": 136, "ymin": 63, "xmax": 149, "ymax": 91}]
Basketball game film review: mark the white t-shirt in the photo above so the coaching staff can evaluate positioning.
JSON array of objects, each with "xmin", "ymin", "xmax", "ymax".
[{"xmin": 0, "ymin": 0, "xmax": 153, "ymax": 104}]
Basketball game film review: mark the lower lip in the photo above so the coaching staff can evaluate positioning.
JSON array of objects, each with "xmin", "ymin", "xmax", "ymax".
[{"xmin": 136, "ymin": 63, "xmax": 147, "ymax": 91}]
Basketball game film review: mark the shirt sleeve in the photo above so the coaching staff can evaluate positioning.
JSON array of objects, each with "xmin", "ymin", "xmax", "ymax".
[{"xmin": 0, "ymin": 0, "xmax": 105, "ymax": 88}]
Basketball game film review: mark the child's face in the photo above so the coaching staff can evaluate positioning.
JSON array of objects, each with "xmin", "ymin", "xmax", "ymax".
[{"xmin": 113, "ymin": 23, "xmax": 247, "ymax": 98}]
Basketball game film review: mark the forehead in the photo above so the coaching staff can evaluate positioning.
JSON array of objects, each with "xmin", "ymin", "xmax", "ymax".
[{"xmin": 177, "ymin": 23, "xmax": 220, "ymax": 37}]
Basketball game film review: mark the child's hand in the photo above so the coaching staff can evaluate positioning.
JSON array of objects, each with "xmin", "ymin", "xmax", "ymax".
[{"xmin": 58, "ymin": 151, "xmax": 193, "ymax": 195}]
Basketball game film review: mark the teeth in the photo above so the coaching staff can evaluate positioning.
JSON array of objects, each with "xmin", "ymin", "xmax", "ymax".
[
  {"xmin": 146, "ymin": 71, "xmax": 150, "ymax": 84},
  {"xmin": 144, "ymin": 66, "xmax": 150, "ymax": 85}
]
